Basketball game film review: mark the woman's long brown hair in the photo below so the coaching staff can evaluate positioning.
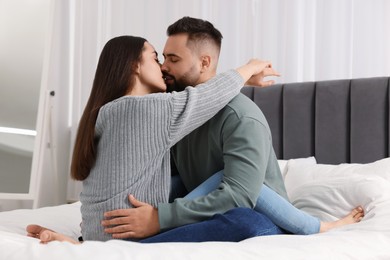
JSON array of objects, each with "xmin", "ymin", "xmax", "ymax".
[{"xmin": 71, "ymin": 36, "xmax": 147, "ymax": 181}]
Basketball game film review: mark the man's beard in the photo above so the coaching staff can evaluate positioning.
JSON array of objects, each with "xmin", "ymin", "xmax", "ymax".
[
  {"xmin": 165, "ymin": 79, "xmax": 187, "ymax": 93},
  {"xmin": 164, "ymin": 67, "xmax": 199, "ymax": 93},
  {"xmin": 164, "ymin": 75, "xmax": 195, "ymax": 93}
]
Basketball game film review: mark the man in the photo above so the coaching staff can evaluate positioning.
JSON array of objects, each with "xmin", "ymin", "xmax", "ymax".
[{"xmin": 101, "ymin": 16, "xmax": 288, "ymax": 239}]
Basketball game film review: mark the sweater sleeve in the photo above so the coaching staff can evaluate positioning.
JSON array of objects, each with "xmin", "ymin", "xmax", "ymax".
[
  {"xmin": 166, "ymin": 70, "xmax": 243, "ymax": 147},
  {"xmin": 158, "ymin": 115, "xmax": 272, "ymax": 230}
]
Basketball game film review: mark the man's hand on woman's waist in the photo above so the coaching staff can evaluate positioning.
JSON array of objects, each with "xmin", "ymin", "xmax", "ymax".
[{"xmin": 102, "ymin": 195, "xmax": 160, "ymax": 239}]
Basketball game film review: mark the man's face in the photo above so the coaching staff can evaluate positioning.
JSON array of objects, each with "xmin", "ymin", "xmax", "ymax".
[{"xmin": 161, "ymin": 34, "xmax": 202, "ymax": 92}]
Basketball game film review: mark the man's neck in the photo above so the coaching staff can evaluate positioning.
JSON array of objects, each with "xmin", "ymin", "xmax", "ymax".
[{"xmin": 198, "ymin": 71, "xmax": 217, "ymax": 85}]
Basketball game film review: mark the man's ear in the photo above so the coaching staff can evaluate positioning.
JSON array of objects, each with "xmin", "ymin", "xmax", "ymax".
[{"xmin": 200, "ymin": 55, "xmax": 211, "ymax": 72}]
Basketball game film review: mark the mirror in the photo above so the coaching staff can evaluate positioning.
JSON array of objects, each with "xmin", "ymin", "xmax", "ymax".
[{"xmin": 0, "ymin": 0, "xmax": 50, "ymax": 195}]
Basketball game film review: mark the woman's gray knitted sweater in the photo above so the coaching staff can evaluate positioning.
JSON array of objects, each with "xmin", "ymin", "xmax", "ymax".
[{"xmin": 80, "ymin": 70, "xmax": 243, "ymax": 241}]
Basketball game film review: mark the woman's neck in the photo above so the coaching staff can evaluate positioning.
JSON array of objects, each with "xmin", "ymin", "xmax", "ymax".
[{"xmin": 126, "ymin": 80, "xmax": 151, "ymax": 96}]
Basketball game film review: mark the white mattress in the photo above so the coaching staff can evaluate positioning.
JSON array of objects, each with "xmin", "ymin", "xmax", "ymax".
[{"xmin": 1, "ymin": 157, "xmax": 390, "ymax": 260}]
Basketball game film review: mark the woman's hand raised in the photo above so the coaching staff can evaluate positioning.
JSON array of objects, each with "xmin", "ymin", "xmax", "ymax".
[{"xmin": 236, "ymin": 59, "xmax": 280, "ymax": 88}]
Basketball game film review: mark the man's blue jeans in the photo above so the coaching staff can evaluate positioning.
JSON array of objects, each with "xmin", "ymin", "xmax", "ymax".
[
  {"xmin": 140, "ymin": 171, "xmax": 302, "ymax": 243},
  {"xmin": 140, "ymin": 207, "xmax": 284, "ymax": 243}
]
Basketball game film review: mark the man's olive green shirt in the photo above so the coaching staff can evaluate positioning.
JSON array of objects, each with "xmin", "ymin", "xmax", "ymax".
[{"xmin": 158, "ymin": 93, "xmax": 288, "ymax": 230}]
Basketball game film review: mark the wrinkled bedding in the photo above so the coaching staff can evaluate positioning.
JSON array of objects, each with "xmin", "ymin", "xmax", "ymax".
[{"xmin": 1, "ymin": 158, "xmax": 390, "ymax": 260}]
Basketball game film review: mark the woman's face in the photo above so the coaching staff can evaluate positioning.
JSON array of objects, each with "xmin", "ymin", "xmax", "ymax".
[{"xmin": 138, "ymin": 42, "xmax": 166, "ymax": 93}]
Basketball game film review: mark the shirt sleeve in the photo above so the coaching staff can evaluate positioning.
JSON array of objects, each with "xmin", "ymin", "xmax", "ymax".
[
  {"xmin": 166, "ymin": 70, "xmax": 243, "ymax": 147},
  {"xmin": 158, "ymin": 115, "xmax": 272, "ymax": 230}
]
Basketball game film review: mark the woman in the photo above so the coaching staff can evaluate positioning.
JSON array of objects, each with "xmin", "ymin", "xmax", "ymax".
[{"xmin": 27, "ymin": 35, "xmax": 284, "ymax": 243}]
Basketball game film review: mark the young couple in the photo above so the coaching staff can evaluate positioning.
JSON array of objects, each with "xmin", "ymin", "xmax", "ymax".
[{"xmin": 27, "ymin": 17, "xmax": 364, "ymax": 244}]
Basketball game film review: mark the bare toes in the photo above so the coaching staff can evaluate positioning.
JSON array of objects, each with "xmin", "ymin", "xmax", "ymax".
[
  {"xmin": 26, "ymin": 224, "xmax": 44, "ymax": 234},
  {"xmin": 354, "ymin": 212, "xmax": 365, "ymax": 222},
  {"xmin": 348, "ymin": 206, "xmax": 364, "ymax": 223},
  {"xmin": 40, "ymin": 230, "xmax": 55, "ymax": 243},
  {"xmin": 40, "ymin": 230, "xmax": 80, "ymax": 244}
]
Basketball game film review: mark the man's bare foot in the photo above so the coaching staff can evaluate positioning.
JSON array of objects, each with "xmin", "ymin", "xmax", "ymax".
[
  {"xmin": 26, "ymin": 224, "xmax": 81, "ymax": 244},
  {"xmin": 319, "ymin": 206, "xmax": 364, "ymax": 233}
]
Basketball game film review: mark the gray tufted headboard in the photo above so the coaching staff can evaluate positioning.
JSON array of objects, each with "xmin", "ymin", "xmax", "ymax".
[{"xmin": 241, "ymin": 77, "xmax": 390, "ymax": 164}]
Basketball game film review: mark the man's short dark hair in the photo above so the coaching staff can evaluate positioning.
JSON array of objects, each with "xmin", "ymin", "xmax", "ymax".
[{"xmin": 167, "ymin": 16, "xmax": 223, "ymax": 50}]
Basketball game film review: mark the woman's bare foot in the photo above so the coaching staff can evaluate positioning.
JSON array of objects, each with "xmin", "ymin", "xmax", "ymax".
[
  {"xmin": 26, "ymin": 224, "xmax": 81, "ymax": 244},
  {"xmin": 319, "ymin": 206, "xmax": 364, "ymax": 233}
]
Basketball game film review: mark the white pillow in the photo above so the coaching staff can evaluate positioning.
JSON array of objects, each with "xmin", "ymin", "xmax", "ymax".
[
  {"xmin": 277, "ymin": 160, "xmax": 288, "ymax": 178},
  {"xmin": 285, "ymin": 157, "xmax": 390, "ymax": 222},
  {"xmin": 278, "ymin": 156, "xmax": 316, "ymax": 179},
  {"xmin": 291, "ymin": 175, "xmax": 390, "ymax": 221},
  {"xmin": 285, "ymin": 157, "xmax": 390, "ymax": 194}
]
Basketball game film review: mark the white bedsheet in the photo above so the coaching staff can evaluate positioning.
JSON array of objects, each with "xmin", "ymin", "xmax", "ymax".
[
  {"xmin": 1, "ymin": 212, "xmax": 389, "ymax": 260},
  {"xmin": 1, "ymin": 158, "xmax": 390, "ymax": 260}
]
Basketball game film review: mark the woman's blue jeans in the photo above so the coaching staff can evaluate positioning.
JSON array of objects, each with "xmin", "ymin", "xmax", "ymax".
[{"xmin": 183, "ymin": 170, "xmax": 320, "ymax": 235}]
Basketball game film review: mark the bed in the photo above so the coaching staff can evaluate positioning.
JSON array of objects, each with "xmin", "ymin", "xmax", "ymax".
[{"xmin": 0, "ymin": 76, "xmax": 389, "ymax": 260}]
